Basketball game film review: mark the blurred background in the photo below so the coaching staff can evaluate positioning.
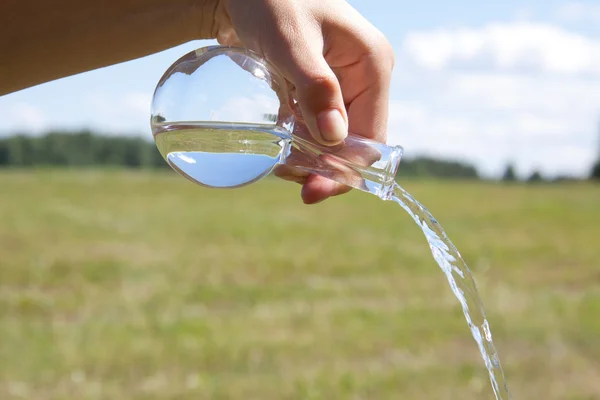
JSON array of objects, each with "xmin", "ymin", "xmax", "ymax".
[{"xmin": 1, "ymin": 0, "xmax": 600, "ymax": 399}]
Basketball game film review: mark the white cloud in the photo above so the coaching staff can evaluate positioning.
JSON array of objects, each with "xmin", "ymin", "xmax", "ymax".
[
  {"xmin": 0, "ymin": 91, "xmax": 153, "ymax": 136},
  {"xmin": 86, "ymin": 91, "xmax": 152, "ymax": 135},
  {"xmin": 0, "ymin": 101, "xmax": 47, "ymax": 133},
  {"xmin": 211, "ymin": 93, "xmax": 280, "ymax": 123},
  {"xmin": 387, "ymin": 21, "xmax": 600, "ymax": 178},
  {"xmin": 556, "ymin": 2, "xmax": 600, "ymax": 23},
  {"xmin": 121, "ymin": 92, "xmax": 152, "ymax": 117},
  {"xmin": 403, "ymin": 22, "xmax": 600, "ymax": 75}
]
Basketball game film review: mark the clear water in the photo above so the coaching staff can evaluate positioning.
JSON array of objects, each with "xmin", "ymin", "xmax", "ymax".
[
  {"xmin": 154, "ymin": 122, "xmax": 289, "ymax": 188},
  {"xmin": 152, "ymin": 121, "xmax": 512, "ymax": 398},
  {"xmin": 390, "ymin": 183, "xmax": 512, "ymax": 399}
]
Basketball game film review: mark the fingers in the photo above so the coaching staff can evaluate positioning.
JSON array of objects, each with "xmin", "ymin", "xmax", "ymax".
[
  {"xmin": 301, "ymin": 174, "xmax": 352, "ymax": 204},
  {"xmin": 294, "ymin": 72, "xmax": 348, "ymax": 145},
  {"xmin": 244, "ymin": 8, "xmax": 349, "ymax": 146},
  {"xmin": 265, "ymin": 30, "xmax": 392, "ymax": 203},
  {"xmin": 274, "ymin": 166, "xmax": 350, "ymax": 205},
  {"xmin": 324, "ymin": 6, "xmax": 395, "ymax": 143},
  {"xmin": 275, "ymin": 54, "xmax": 348, "ymax": 145},
  {"xmin": 273, "ymin": 164, "xmax": 308, "ymax": 184},
  {"xmin": 343, "ymin": 41, "xmax": 394, "ymax": 144}
]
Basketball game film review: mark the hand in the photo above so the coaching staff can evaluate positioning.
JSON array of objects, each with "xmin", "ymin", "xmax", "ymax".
[{"xmin": 213, "ymin": 0, "xmax": 394, "ymax": 204}]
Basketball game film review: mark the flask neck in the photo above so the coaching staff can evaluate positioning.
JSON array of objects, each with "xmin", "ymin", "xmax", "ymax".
[{"xmin": 281, "ymin": 123, "xmax": 403, "ymax": 200}]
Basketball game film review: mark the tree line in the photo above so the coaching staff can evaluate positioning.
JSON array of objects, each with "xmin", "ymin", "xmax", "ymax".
[
  {"xmin": 0, "ymin": 130, "xmax": 482, "ymax": 179},
  {"xmin": 0, "ymin": 131, "xmax": 168, "ymax": 169},
  {"xmin": 0, "ymin": 130, "xmax": 598, "ymax": 181}
]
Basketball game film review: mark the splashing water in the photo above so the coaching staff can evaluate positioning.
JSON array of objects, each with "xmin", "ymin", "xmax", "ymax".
[{"xmin": 390, "ymin": 183, "xmax": 512, "ymax": 399}]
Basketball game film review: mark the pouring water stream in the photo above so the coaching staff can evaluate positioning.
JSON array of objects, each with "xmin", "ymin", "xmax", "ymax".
[{"xmin": 390, "ymin": 183, "xmax": 511, "ymax": 399}]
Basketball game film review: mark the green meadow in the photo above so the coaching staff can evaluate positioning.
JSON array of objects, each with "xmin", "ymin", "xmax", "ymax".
[{"xmin": 1, "ymin": 170, "xmax": 599, "ymax": 399}]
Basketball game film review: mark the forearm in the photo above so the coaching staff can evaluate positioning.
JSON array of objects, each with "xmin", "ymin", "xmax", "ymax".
[{"xmin": 0, "ymin": 0, "xmax": 218, "ymax": 95}]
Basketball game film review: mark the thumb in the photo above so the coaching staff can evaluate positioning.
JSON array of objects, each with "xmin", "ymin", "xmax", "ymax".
[
  {"xmin": 293, "ymin": 60, "xmax": 349, "ymax": 145},
  {"xmin": 263, "ymin": 41, "xmax": 348, "ymax": 145}
]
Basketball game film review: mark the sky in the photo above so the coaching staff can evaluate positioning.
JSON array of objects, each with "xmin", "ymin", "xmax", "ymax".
[{"xmin": 2, "ymin": 0, "xmax": 600, "ymax": 179}]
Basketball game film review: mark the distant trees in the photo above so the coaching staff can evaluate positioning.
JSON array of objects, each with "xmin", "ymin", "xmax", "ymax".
[
  {"xmin": 591, "ymin": 126, "xmax": 600, "ymax": 181},
  {"xmin": 587, "ymin": 120, "xmax": 600, "ymax": 181},
  {"xmin": 502, "ymin": 163, "xmax": 517, "ymax": 182},
  {"xmin": 396, "ymin": 156, "xmax": 479, "ymax": 179},
  {"xmin": 527, "ymin": 170, "xmax": 544, "ymax": 183},
  {"xmin": 0, "ymin": 130, "xmax": 168, "ymax": 169},
  {"xmin": 2, "ymin": 129, "xmax": 598, "ymax": 183},
  {"xmin": 591, "ymin": 161, "xmax": 600, "ymax": 180},
  {"xmin": 0, "ymin": 130, "xmax": 485, "ymax": 179}
]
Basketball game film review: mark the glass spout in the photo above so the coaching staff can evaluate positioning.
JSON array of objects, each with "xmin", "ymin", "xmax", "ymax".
[{"xmin": 282, "ymin": 124, "xmax": 403, "ymax": 200}]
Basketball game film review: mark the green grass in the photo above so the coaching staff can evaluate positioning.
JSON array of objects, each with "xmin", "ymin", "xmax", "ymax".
[{"xmin": 1, "ymin": 169, "xmax": 600, "ymax": 399}]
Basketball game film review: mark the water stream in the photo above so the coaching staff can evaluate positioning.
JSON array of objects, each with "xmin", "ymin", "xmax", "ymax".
[{"xmin": 390, "ymin": 183, "xmax": 512, "ymax": 399}]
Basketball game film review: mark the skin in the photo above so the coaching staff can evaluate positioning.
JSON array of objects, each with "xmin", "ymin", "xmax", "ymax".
[{"xmin": 1, "ymin": 0, "xmax": 394, "ymax": 204}]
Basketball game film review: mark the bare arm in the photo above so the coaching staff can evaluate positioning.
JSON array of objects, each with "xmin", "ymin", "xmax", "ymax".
[
  {"xmin": 0, "ymin": 0, "xmax": 217, "ymax": 95},
  {"xmin": 0, "ymin": 0, "xmax": 395, "ymax": 205}
]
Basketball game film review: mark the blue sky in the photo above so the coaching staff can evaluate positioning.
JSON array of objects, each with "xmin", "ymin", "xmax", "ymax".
[{"xmin": 2, "ymin": 0, "xmax": 600, "ymax": 178}]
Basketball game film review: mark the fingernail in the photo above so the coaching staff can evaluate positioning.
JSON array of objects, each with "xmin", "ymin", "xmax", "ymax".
[{"xmin": 316, "ymin": 109, "xmax": 347, "ymax": 143}]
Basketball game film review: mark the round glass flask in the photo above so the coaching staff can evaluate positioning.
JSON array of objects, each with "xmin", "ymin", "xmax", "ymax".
[{"xmin": 150, "ymin": 45, "xmax": 403, "ymax": 199}]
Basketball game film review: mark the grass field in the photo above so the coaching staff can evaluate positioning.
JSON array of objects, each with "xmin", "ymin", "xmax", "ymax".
[{"xmin": 1, "ymin": 169, "xmax": 599, "ymax": 399}]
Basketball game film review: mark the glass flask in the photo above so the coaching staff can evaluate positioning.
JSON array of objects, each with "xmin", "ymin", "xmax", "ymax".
[{"xmin": 150, "ymin": 45, "xmax": 403, "ymax": 200}]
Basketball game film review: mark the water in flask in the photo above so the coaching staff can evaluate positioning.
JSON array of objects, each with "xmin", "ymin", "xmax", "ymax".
[{"xmin": 154, "ymin": 121, "xmax": 290, "ymax": 188}]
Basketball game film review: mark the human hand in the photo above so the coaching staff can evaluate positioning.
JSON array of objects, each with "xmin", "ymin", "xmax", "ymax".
[{"xmin": 212, "ymin": 0, "xmax": 394, "ymax": 204}]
